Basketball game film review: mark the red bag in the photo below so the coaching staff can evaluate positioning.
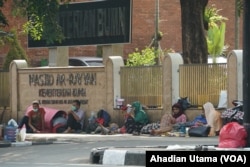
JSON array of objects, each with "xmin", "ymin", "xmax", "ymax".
[
  {"xmin": 218, "ymin": 122, "xmax": 247, "ymax": 148},
  {"xmin": 118, "ymin": 126, "xmax": 126, "ymax": 134}
]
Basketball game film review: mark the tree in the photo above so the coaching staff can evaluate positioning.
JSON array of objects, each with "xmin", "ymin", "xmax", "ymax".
[
  {"xmin": 235, "ymin": 0, "xmax": 244, "ymax": 49},
  {"xmin": 3, "ymin": 29, "xmax": 29, "ymax": 70},
  {"xmin": 12, "ymin": 0, "xmax": 71, "ymax": 45},
  {"xmin": 180, "ymin": 0, "xmax": 209, "ymax": 64},
  {"xmin": 0, "ymin": 0, "xmax": 8, "ymax": 26}
]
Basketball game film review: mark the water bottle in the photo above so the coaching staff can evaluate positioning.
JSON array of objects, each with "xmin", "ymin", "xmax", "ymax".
[
  {"xmin": 179, "ymin": 124, "xmax": 186, "ymax": 137},
  {"xmin": 115, "ymin": 95, "xmax": 119, "ymax": 109}
]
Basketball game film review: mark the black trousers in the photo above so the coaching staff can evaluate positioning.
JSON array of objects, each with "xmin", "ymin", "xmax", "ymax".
[
  {"xmin": 133, "ymin": 122, "xmax": 144, "ymax": 133},
  {"xmin": 18, "ymin": 116, "xmax": 34, "ymax": 133},
  {"xmin": 66, "ymin": 113, "xmax": 81, "ymax": 131}
]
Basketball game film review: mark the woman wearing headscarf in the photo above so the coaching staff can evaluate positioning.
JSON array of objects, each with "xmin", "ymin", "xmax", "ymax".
[
  {"xmin": 150, "ymin": 112, "xmax": 175, "ymax": 136},
  {"xmin": 203, "ymin": 102, "xmax": 223, "ymax": 136},
  {"xmin": 172, "ymin": 103, "xmax": 187, "ymax": 123},
  {"xmin": 130, "ymin": 101, "xmax": 149, "ymax": 135},
  {"xmin": 150, "ymin": 103, "xmax": 186, "ymax": 136}
]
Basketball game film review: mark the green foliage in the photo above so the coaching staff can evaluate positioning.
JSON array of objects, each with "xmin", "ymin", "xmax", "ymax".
[
  {"xmin": 3, "ymin": 29, "xmax": 29, "ymax": 70},
  {"xmin": 12, "ymin": 0, "xmax": 71, "ymax": 45},
  {"xmin": 207, "ymin": 22, "xmax": 226, "ymax": 63},
  {"xmin": 204, "ymin": 5, "xmax": 227, "ymax": 63},
  {"xmin": 126, "ymin": 47, "xmax": 156, "ymax": 66},
  {"xmin": 236, "ymin": 0, "xmax": 244, "ymax": 17},
  {"xmin": 22, "ymin": 14, "xmax": 43, "ymax": 41},
  {"xmin": 204, "ymin": 4, "xmax": 228, "ymax": 28},
  {"xmin": 0, "ymin": 30, "xmax": 13, "ymax": 47},
  {"xmin": 0, "ymin": 0, "xmax": 8, "ymax": 26}
]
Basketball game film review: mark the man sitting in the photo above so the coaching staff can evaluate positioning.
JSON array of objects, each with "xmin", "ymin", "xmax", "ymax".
[{"xmin": 63, "ymin": 100, "xmax": 85, "ymax": 133}]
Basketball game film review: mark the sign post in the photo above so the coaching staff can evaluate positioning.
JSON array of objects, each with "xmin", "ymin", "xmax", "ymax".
[{"xmin": 243, "ymin": 0, "xmax": 250, "ymax": 146}]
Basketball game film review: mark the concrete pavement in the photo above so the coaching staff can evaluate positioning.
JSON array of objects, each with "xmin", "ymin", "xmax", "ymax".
[{"xmin": 1, "ymin": 133, "xmax": 249, "ymax": 166}]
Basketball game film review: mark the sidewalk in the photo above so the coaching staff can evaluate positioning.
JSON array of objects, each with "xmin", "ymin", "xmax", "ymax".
[{"xmin": 0, "ymin": 132, "xmax": 218, "ymax": 147}]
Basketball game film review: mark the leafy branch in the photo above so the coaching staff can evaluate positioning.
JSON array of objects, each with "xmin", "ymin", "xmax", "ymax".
[{"xmin": 12, "ymin": 0, "xmax": 71, "ymax": 44}]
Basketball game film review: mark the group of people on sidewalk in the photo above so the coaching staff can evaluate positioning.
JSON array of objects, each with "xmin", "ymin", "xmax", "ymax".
[
  {"xmin": 17, "ymin": 99, "xmax": 222, "ymax": 137},
  {"xmin": 146, "ymin": 102, "xmax": 222, "ymax": 137},
  {"xmin": 18, "ymin": 100, "xmax": 84, "ymax": 134}
]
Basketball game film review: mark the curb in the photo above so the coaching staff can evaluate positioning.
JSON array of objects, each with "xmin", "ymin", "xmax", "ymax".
[
  {"xmin": 90, "ymin": 147, "xmax": 152, "ymax": 166},
  {"xmin": 0, "ymin": 141, "xmax": 11, "ymax": 148},
  {"xmin": 0, "ymin": 139, "xmax": 57, "ymax": 148}
]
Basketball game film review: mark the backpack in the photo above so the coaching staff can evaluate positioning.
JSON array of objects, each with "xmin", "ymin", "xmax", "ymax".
[
  {"xmin": 177, "ymin": 97, "xmax": 191, "ymax": 111},
  {"xmin": 98, "ymin": 109, "xmax": 111, "ymax": 127}
]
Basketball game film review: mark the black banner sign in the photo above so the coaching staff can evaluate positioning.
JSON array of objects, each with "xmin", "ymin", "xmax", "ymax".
[{"xmin": 28, "ymin": 0, "xmax": 132, "ymax": 47}]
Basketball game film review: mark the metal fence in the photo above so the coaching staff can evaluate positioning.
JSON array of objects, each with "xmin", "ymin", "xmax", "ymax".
[
  {"xmin": 120, "ymin": 66, "xmax": 163, "ymax": 108},
  {"xmin": 0, "ymin": 71, "xmax": 9, "ymax": 107},
  {"xmin": 179, "ymin": 63, "xmax": 227, "ymax": 107},
  {"xmin": 0, "ymin": 64, "xmax": 227, "ymax": 108}
]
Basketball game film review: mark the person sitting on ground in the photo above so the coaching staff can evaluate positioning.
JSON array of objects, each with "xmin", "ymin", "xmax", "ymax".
[
  {"xmin": 150, "ymin": 112, "xmax": 176, "ymax": 136},
  {"xmin": 18, "ymin": 100, "xmax": 45, "ymax": 133},
  {"xmin": 150, "ymin": 103, "xmax": 186, "ymax": 136},
  {"xmin": 117, "ymin": 104, "xmax": 134, "ymax": 134},
  {"xmin": 85, "ymin": 111, "xmax": 97, "ymax": 134},
  {"xmin": 94, "ymin": 109, "xmax": 111, "ymax": 134},
  {"xmin": 185, "ymin": 108, "xmax": 207, "ymax": 127},
  {"xmin": 172, "ymin": 102, "xmax": 187, "ymax": 124},
  {"xmin": 203, "ymin": 102, "xmax": 223, "ymax": 136},
  {"xmin": 94, "ymin": 111, "xmax": 105, "ymax": 134},
  {"xmin": 95, "ymin": 122, "xmax": 119, "ymax": 135},
  {"xmin": 129, "ymin": 101, "xmax": 149, "ymax": 135},
  {"xmin": 63, "ymin": 100, "xmax": 84, "ymax": 133}
]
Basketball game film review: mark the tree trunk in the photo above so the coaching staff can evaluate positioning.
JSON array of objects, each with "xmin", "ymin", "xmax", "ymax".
[{"xmin": 180, "ymin": 0, "xmax": 208, "ymax": 64}]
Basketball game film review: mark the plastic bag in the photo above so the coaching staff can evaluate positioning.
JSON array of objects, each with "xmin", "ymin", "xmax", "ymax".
[
  {"xmin": 218, "ymin": 122, "xmax": 247, "ymax": 148},
  {"xmin": 16, "ymin": 127, "xmax": 26, "ymax": 142},
  {"xmin": 8, "ymin": 119, "xmax": 18, "ymax": 127},
  {"xmin": 20, "ymin": 127, "xmax": 26, "ymax": 141}
]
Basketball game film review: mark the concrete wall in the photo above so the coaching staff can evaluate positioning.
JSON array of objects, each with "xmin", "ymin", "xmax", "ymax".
[
  {"xmin": 7, "ymin": 50, "xmax": 242, "ymax": 127},
  {"xmin": 10, "ymin": 61, "xmax": 107, "ymax": 123},
  {"xmin": 9, "ymin": 52, "xmax": 184, "ymax": 126}
]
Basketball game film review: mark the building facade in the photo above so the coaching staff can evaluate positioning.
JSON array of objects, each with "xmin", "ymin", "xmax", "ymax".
[{"xmin": 0, "ymin": 0, "xmax": 241, "ymax": 67}]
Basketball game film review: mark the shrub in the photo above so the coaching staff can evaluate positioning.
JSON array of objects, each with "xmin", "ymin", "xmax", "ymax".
[
  {"xmin": 3, "ymin": 29, "xmax": 29, "ymax": 70},
  {"xmin": 126, "ymin": 47, "xmax": 156, "ymax": 66}
]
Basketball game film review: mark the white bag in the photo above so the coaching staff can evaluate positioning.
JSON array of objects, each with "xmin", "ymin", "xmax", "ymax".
[
  {"xmin": 16, "ymin": 127, "xmax": 26, "ymax": 142},
  {"xmin": 217, "ymin": 90, "xmax": 227, "ymax": 109},
  {"xmin": 20, "ymin": 128, "xmax": 26, "ymax": 141}
]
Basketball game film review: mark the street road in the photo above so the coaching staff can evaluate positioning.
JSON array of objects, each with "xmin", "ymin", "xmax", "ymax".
[{"xmin": 0, "ymin": 134, "xmax": 219, "ymax": 167}]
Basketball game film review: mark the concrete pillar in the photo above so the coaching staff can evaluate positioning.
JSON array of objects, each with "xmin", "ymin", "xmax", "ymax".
[
  {"xmin": 48, "ymin": 47, "xmax": 69, "ymax": 67},
  {"xmin": 102, "ymin": 45, "xmax": 124, "ymax": 64},
  {"xmin": 243, "ymin": 0, "xmax": 250, "ymax": 146},
  {"xmin": 102, "ymin": 44, "xmax": 124, "ymax": 118},
  {"xmin": 9, "ymin": 60, "xmax": 28, "ymax": 120},
  {"xmin": 162, "ymin": 53, "xmax": 183, "ymax": 113},
  {"xmin": 106, "ymin": 56, "xmax": 124, "ymax": 123},
  {"xmin": 102, "ymin": 44, "xmax": 124, "ymax": 105},
  {"xmin": 227, "ymin": 50, "xmax": 243, "ymax": 108}
]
